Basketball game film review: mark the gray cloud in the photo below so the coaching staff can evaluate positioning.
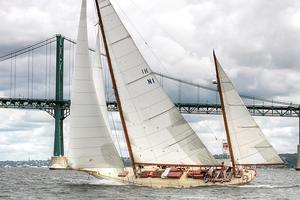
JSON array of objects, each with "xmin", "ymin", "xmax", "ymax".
[{"xmin": 0, "ymin": 0, "xmax": 299, "ymax": 160}]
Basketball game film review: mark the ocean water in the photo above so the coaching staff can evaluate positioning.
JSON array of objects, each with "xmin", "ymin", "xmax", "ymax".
[{"xmin": 0, "ymin": 167, "xmax": 299, "ymax": 200}]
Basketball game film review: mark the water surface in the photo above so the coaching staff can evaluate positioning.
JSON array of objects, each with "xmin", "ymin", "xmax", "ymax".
[{"xmin": 0, "ymin": 168, "xmax": 299, "ymax": 199}]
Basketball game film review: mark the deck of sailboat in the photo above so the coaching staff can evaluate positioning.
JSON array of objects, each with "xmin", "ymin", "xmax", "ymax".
[{"xmin": 79, "ymin": 167, "xmax": 256, "ymax": 188}]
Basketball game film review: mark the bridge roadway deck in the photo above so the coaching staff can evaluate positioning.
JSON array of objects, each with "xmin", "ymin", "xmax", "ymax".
[{"xmin": 0, "ymin": 98, "xmax": 299, "ymax": 118}]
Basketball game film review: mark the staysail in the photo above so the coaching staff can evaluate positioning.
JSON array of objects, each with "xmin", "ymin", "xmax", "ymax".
[
  {"xmin": 213, "ymin": 52, "xmax": 283, "ymax": 165},
  {"xmin": 96, "ymin": 0, "xmax": 218, "ymax": 166},
  {"xmin": 68, "ymin": 0, "xmax": 123, "ymax": 169}
]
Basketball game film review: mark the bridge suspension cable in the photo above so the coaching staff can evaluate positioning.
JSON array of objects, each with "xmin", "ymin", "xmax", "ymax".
[
  {"xmin": 0, "ymin": 36, "xmax": 56, "ymax": 62},
  {"xmin": 153, "ymin": 72, "xmax": 299, "ymax": 107},
  {"xmin": 0, "ymin": 35, "xmax": 298, "ymax": 108}
]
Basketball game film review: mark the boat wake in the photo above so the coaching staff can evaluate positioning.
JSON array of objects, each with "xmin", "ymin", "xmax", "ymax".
[
  {"xmin": 87, "ymin": 178, "xmax": 127, "ymax": 186},
  {"xmin": 236, "ymin": 184, "xmax": 300, "ymax": 189},
  {"xmin": 64, "ymin": 176, "xmax": 128, "ymax": 187}
]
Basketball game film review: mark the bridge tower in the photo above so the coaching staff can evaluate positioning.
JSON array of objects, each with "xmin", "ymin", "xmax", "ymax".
[{"xmin": 49, "ymin": 34, "xmax": 68, "ymax": 169}]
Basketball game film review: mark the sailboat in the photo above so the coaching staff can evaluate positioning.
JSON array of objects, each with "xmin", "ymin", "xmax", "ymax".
[
  {"xmin": 62, "ymin": 0, "xmax": 283, "ymax": 188},
  {"xmin": 213, "ymin": 51, "xmax": 283, "ymax": 167}
]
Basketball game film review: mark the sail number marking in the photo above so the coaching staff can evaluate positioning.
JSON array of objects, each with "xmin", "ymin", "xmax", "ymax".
[
  {"xmin": 142, "ymin": 68, "xmax": 149, "ymax": 74},
  {"xmin": 141, "ymin": 68, "xmax": 155, "ymax": 85},
  {"xmin": 147, "ymin": 78, "xmax": 155, "ymax": 84}
]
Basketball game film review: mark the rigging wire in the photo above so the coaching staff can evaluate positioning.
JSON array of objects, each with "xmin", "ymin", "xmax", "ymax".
[
  {"xmin": 114, "ymin": 0, "xmax": 189, "ymax": 75},
  {"xmin": 13, "ymin": 55, "xmax": 16, "ymax": 98},
  {"xmin": 178, "ymin": 80, "xmax": 182, "ymax": 103},
  {"xmin": 197, "ymin": 81, "xmax": 200, "ymax": 104},
  {"xmin": 45, "ymin": 40, "xmax": 48, "ymax": 99},
  {"xmin": 31, "ymin": 49, "xmax": 34, "ymax": 98},
  {"xmin": 111, "ymin": 111, "xmax": 124, "ymax": 158},
  {"xmin": 68, "ymin": 42, "xmax": 72, "ymax": 99},
  {"xmin": 9, "ymin": 54, "xmax": 12, "ymax": 98},
  {"xmin": 153, "ymin": 72, "xmax": 298, "ymax": 106},
  {"xmin": 190, "ymin": 116, "xmax": 224, "ymax": 154},
  {"xmin": 126, "ymin": 0, "xmax": 187, "ymax": 52},
  {"xmin": 109, "ymin": 0, "xmax": 206, "ymax": 101},
  {"xmin": 72, "ymin": 43, "xmax": 75, "ymax": 91},
  {"xmin": 27, "ymin": 51, "xmax": 30, "ymax": 98},
  {"xmin": 109, "ymin": 1, "xmax": 298, "ymax": 107},
  {"xmin": 49, "ymin": 41, "xmax": 52, "ymax": 99}
]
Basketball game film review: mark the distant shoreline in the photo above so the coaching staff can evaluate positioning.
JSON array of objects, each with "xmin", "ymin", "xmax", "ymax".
[{"xmin": 0, "ymin": 153, "xmax": 297, "ymax": 168}]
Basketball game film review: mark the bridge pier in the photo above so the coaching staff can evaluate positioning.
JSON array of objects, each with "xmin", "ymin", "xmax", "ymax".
[
  {"xmin": 50, "ymin": 35, "xmax": 68, "ymax": 169},
  {"xmin": 296, "ymin": 115, "xmax": 300, "ymax": 170}
]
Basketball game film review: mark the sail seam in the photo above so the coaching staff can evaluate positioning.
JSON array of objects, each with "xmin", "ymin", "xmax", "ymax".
[
  {"xmin": 164, "ymin": 133, "xmax": 195, "ymax": 149},
  {"xmin": 100, "ymin": 3, "xmax": 111, "ymax": 10},
  {"xmin": 144, "ymin": 134, "xmax": 212, "ymax": 164},
  {"xmin": 69, "ymin": 146, "xmax": 107, "ymax": 150},
  {"xmin": 111, "ymin": 47, "xmax": 137, "ymax": 60},
  {"xmin": 118, "ymin": 61, "xmax": 145, "ymax": 74},
  {"xmin": 118, "ymin": 82, "xmax": 160, "ymax": 99},
  {"xmin": 73, "ymin": 79, "xmax": 93, "ymax": 82},
  {"xmin": 71, "ymin": 91, "xmax": 98, "ymax": 94},
  {"xmin": 137, "ymin": 126, "xmax": 192, "ymax": 151},
  {"xmin": 105, "ymin": 22, "xmax": 123, "ymax": 32},
  {"xmin": 125, "ymin": 73, "xmax": 151, "ymax": 85},
  {"xmin": 111, "ymin": 35, "xmax": 131, "ymax": 45},
  {"xmin": 146, "ymin": 105, "xmax": 175, "ymax": 121},
  {"xmin": 69, "ymin": 136, "xmax": 111, "ymax": 139},
  {"xmin": 133, "ymin": 116, "xmax": 184, "ymax": 140},
  {"xmin": 70, "ymin": 126, "xmax": 108, "ymax": 128},
  {"xmin": 238, "ymin": 125, "xmax": 259, "ymax": 128}
]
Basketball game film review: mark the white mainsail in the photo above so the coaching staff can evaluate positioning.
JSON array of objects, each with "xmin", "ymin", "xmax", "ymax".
[
  {"xmin": 68, "ymin": 0, "xmax": 123, "ymax": 169},
  {"xmin": 214, "ymin": 52, "xmax": 283, "ymax": 165},
  {"xmin": 97, "ymin": 0, "xmax": 218, "ymax": 166}
]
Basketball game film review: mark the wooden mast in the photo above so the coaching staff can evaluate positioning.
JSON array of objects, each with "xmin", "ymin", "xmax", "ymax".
[
  {"xmin": 213, "ymin": 50, "xmax": 236, "ymax": 176},
  {"xmin": 94, "ymin": 0, "xmax": 136, "ymax": 175}
]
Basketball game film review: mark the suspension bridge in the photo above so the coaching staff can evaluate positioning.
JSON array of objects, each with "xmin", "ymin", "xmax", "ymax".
[{"xmin": 0, "ymin": 35, "xmax": 299, "ymax": 168}]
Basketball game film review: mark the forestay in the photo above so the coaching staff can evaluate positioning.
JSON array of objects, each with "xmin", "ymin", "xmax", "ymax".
[
  {"xmin": 97, "ymin": 0, "xmax": 218, "ymax": 165},
  {"xmin": 214, "ymin": 53, "xmax": 283, "ymax": 165},
  {"xmin": 68, "ymin": 0, "xmax": 123, "ymax": 169}
]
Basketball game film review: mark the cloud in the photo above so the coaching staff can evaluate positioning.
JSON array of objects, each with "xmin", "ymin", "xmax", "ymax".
[
  {"xmin": 0, "ymin": 0, "xmax": 299, "ymax": 160},
  {"xmin": 0, "ymin": 109, "xmax": 54, "ymax": 160}
]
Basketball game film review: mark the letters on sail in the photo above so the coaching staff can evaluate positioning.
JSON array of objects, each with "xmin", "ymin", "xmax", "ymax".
[
  {"xmin": 68, "ymin": 0, "xmax": 123, "ymax": 169},
  {"xmin": 214, "ymin": 52, "xmax": 283, "ymax": 165},
  {"xmin": 97, "ymin": 0, "xmax": 218, "ymax": 166}
]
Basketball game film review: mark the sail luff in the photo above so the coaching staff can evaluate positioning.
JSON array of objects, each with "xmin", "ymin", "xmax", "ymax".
[
  {"xmin": 213, "ymin": 51, "xmax": 283, "ymax": 165},
  {"xmin": 213, "ymin": 50, "xmax": 236, "ymax": 175},
  {"xmin": 94, "ymin": 0, "xmax": 137, "ymax": 174}
]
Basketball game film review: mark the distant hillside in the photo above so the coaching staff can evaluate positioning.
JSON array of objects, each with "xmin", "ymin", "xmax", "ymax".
[
  {"xmin": 0, "ymin": 154, "xmax": 297, "ymax": 168},
  {"xmin": 279, "ymin": 153, "xmax": 297, "ymax": 168},
  {"xmin": 214, "ymin": 153, "xmax": 297, "ymax": 168},
  {"xmin": 0, "ymin": 160, "xmax": 50, "ymax": 168}
]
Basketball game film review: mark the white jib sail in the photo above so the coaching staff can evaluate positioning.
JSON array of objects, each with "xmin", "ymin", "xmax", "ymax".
[
  {"xmin": 214, "ymin": 52, "xmax": 283, "ymax": 165},
  {"xmin": 68, "ymin": 0, "xmax": 123, "ymax": 169},
  {"xmin": 97, "ymin": 0, "xmax": 218, "ymax": 166}
]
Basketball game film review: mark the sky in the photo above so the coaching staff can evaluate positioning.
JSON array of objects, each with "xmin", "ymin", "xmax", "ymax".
[{"xmin": 0, "ymin": 0, "xmax": 300, "ymax": 161}]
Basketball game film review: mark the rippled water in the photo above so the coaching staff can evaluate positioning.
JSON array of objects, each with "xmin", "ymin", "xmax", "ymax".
[{"xmin": 0, "ymin": 168, "xmax": 299, "ymax": 199}]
